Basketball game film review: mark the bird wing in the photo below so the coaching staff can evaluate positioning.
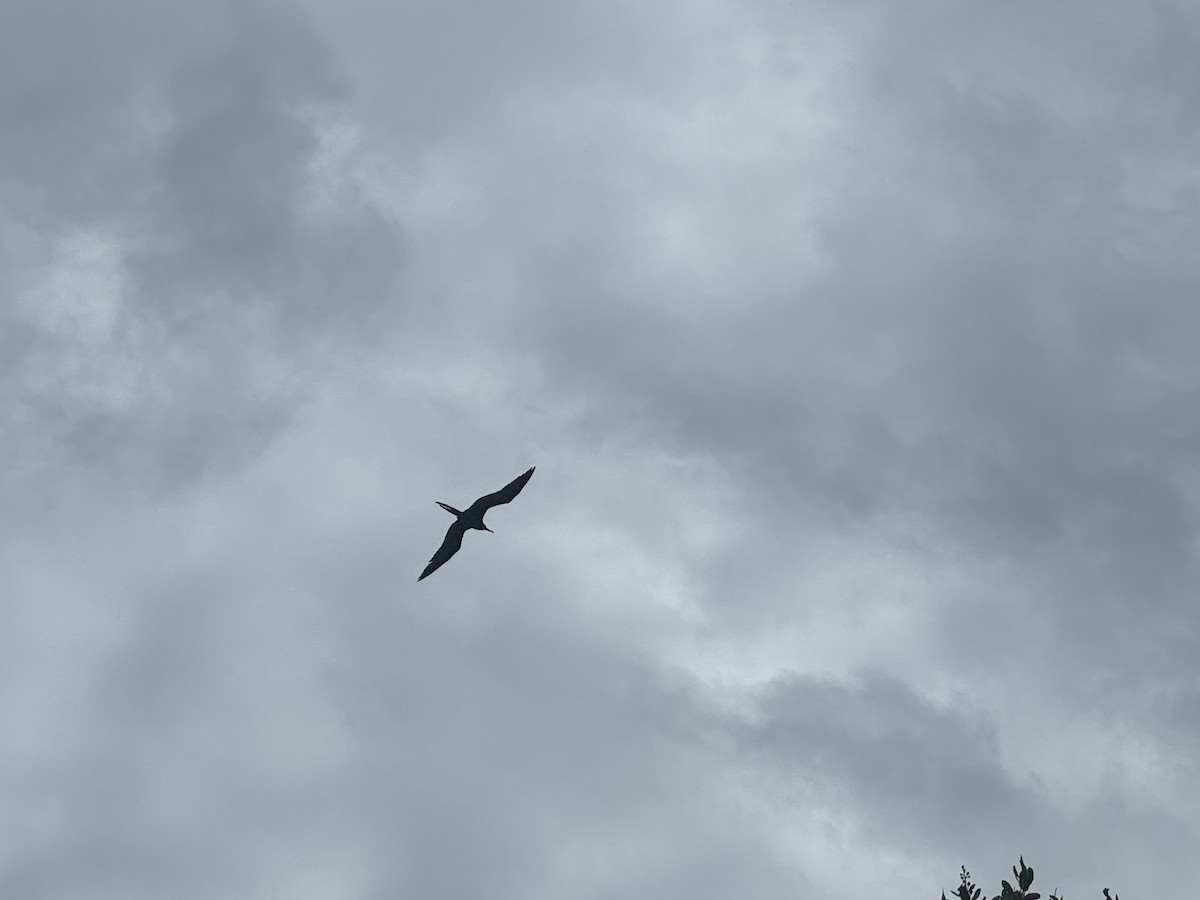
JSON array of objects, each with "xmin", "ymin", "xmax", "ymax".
[
  {"xmin": 418, "ymin": 518, "xmax": 467, "ymax": 580},
  {"xmin": 469, "ymin": 466, "xmax": 535, "ymax": 514}
]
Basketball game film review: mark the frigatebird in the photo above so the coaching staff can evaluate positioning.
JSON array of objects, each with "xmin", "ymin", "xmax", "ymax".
[{"xmin": 418, "ymin": 467, "xmax": 535, "ymax": 581}]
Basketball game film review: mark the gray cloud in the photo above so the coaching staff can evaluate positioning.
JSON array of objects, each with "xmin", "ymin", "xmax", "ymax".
[
  {"xmin": 3, "ymin": 0, "xmax": 1199, "ymax": 898},
  {"xmin": 2, "ymin": 1, "xmax": 404, "ymax": 491}
]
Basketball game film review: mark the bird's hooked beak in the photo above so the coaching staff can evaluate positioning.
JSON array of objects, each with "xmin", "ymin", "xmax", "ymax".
[{"xmin": 483, "ymin": 525, "xmax": 494, "ymax": 533}]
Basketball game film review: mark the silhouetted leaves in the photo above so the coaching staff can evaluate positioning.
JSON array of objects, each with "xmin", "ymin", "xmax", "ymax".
[
  {"xmin": 1017, "ymin": 857, "xmax": 1035, "ymax": 892},
  {"xmin": 940, "ymin": 857, "xmax": 1116, "ymax": 900},
  {"xmin": 942, "ymin": 865, "xmax": 983, "ymax": 900}
]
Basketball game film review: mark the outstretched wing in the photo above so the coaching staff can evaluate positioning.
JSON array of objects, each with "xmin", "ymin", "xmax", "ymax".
[
  {"xmin": 418, "ymin": 519, "xmax": 467, "ymax": 580},
  {"xmin": 469, "ymin": 467, "xmax": 535, "ymax": 514}
]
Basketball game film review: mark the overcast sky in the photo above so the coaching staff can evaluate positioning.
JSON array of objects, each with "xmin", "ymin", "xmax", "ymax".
[{"xmin": 3, "ymin": 1, "xmax": 1199, "ymax": 897}]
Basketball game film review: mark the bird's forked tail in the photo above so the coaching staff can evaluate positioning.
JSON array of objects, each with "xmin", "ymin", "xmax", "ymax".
[{"xmin": 436, "ymin": 502, "xmax": 462, "ymax": 516}]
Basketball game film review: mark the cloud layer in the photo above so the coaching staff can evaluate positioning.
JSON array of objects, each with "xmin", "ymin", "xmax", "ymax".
[{"xmin": 3, "ymin": 1, "xmax": 1199, "ymax": 897}]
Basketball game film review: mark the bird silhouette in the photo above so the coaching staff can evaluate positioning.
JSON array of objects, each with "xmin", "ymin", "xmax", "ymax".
[{"xmin": 418, "ymin": 467, "xmax": 535, "ymax": 581}]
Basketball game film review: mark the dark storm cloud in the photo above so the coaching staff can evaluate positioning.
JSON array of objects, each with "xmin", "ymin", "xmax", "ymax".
[
  {"xmin": 0, "ymin": 1, "xmax": 229, "ymax": 220},
  {"xmin": 136, "ymin": 5, "xmax": 403, "ymax": 334},
  {"xmin": 1, "ymin": 0, "xmax": 404, "ymax": 490},
  {"xmin": 749, "ymin": 671, "xmax": 1029, "ymax": 846},
  {"xmin": 297, "ymin": 0, "xmax": 702, "ymax": 138},
  {"xmin": 491, "ymin": 0, "xmax": 1200, "ymax": 621}
]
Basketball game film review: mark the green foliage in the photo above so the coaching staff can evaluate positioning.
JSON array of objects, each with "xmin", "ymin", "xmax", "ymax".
[{"xmin": 940, "ymin": 857, "xmax": 1118, "ymax": 900}]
